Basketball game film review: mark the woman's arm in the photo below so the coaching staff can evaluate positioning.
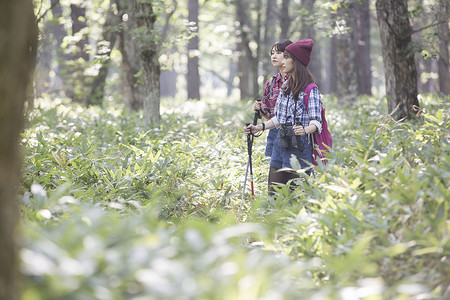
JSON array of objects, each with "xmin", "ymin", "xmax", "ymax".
[
  {"xmin": 294, "ymin": 123, "xmax": 317, "ymax": 135},
  {"xmin": 293, "ymin": 87, "xmax": 322, "ymax": 135},
  {"xmin": 244, "ymin": 118, "xmax": 277, "ymax": 135}
]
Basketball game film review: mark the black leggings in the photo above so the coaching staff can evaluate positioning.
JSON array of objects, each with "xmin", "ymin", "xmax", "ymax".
[
  {"xmin": 268, "ymin": 165, "xmax": 314, "ymax": 195},
  {"xmin": 268, "ymin": 166, "xmax": 299, "ymax": 195}
]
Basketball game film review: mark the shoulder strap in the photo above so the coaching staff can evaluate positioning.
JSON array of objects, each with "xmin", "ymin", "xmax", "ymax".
[
  {"xmin": 263, "ymin": 75, "xmax": 277, "ymax": 102},
  {"xmin": 302, "ymin": 83, "xmax": 318, "ymax": 112}
]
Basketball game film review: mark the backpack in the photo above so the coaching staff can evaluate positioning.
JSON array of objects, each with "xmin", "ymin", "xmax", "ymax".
[{"xmin": 303, "ymin": 83, "xmax": 332, "ymax": 166}]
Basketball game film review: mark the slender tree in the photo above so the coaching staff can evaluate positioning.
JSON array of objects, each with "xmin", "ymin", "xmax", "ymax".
[
  {"xmin": 438, "ymin": 0, "xmax": 449, "ymax": 95},
  {"xmin": 353, "ymin": 0, "xmax": 372, "ymax": 95},
  {"xmin": 262, "ymin": 0, "xmax": 277, "ymax": 78},
  {"xmin": 49, "ymin": 0, "xmax": 66, "ymax": 93},
  {"xmin": 300, "ymin": 0, "xmax": 322, "ymax": 88},
  {"xmin": 376, "ymin": 0, "xmax": 419, "ymax": 119},
  {"xmin": 0, "ymin": 1, "xmax": 37, "ymax": 299},
  {"xmin": 187, "ymin": 0, "xmax": 200, "ymax": 100},
  {"xmin": 115, "ymin": 0, "xmax": 176, "ymax": 121},
  {"xmin": 160, "ymin": 50, "xmax": 177, "ymax": 98},
  {"xmin": 235, "ymin": 0, "xmax": 258, "ymax": 99},
  {"xmin": 63, "ymin": 3, "xmax": 90, "ymax": 102},
  {"xmin": 160, "ymin": 0, "xmax": 178, "ymax": 98},
  {"xmin": 35, "ymin": 0, "xmax": 65, "ymax": 97},
  {"xmin": 413, "ymin": 0, "xmax": 435, "ymax": 94},
  {"xmin": 35, "ymin": 19, "xmax": 52, "ymax": 97},
  {"xmin": 237, "ymin": 39, "xmax": 252, "ymax": 99},
  {"xmin": 88, "ymin": 4, "xmax": 118, "ymax": 106},
  {"xmin": 135, "ymin": 0, "xmax": 161, "ymax": 127},
  {"xmin": 255, "ymin": 0, "xmax": 262, "ymax": 91},
  {"xmin": 279, "ymin": 0, "xmax": 291, "ymax": 39},
  {"xmin": 116, "ymin": 0, "xmax": 146, "ymax": 110},
  {"xmin": 335, "ymin": 4, "xmax": 358, "ymax": 105},
  {"xmin": 227, "ymin": 59, "xmax": 237, "ymax": 97},
  {"xmin": 326, "ymin": 21, "xmax": 338, "ymax": 95}
]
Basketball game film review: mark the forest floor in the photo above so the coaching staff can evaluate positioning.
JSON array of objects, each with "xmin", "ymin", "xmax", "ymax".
[{"xmin": 18, "ymin": 93, "xmax": 449, "ymax": 299}]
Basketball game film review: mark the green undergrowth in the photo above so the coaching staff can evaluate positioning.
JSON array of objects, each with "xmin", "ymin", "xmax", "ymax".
[{"xmin": 19, "ymin": 94, "xmax": 449, "ymax": 299}]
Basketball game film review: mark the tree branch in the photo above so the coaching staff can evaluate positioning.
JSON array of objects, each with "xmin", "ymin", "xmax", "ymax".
[
  {"xmin": 160, "ymin": 0, "xmax": 177, "ymax": 41},
  {"xmin": 203, "ymin": 69, "xmax": 236, "ymax": 87},
  {"xmin": 412, "ymin": 19, "xmax": 447, "ymax": 35},
  {"xmin": 36, "ymin": 0, "xmax": 60, "ymax": 23}
]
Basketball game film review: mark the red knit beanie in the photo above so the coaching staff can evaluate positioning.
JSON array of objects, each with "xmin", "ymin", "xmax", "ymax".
[{"xmin": 285, "ymin": 39, "xmax": 314, "ymax": 67}]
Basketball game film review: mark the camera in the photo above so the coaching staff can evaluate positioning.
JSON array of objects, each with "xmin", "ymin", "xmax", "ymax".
[
  {"xmin": 279, "ymin": 122, "xmax": 297, "ymax": 149},
  {"xmin": 279, "ymin": 119, "xmax": 304, "ymax": 150}
]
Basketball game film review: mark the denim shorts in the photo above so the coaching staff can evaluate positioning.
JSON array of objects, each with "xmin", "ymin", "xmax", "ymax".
[
  {"xmin": 265, "ymin": 128, "xmax": 279, "ymax": 157},
  {"xmin": 270, "ymin": 134, "xmax": 313, "ymax": 170}
]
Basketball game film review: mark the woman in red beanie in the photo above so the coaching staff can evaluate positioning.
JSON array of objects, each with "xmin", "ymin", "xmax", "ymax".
[
  {"xmin": 252, "ymin": 39, "xmax": 292, "ymax": 192},
  {"xmin": 245, "ymin": 39, "xmax": 322, "ymax": 193}
]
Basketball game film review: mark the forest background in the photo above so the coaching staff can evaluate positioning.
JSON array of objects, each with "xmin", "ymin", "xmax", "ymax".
[{"xmin": 0, "ymin": 0, "xmax": 449, "ymax": 299}]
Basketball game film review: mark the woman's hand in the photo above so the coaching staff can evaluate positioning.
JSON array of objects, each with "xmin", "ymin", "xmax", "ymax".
[
  {"xmin": 253, "ymin": 101, "xmax": 271, "ymax": 120},
  {"xmin": 253, "ymin": 101, "xmax": 262, "ymax": 112},
  {"xmin": 293, "ymin": 124, "xmax": 306, "ymax": 136},
  {"xmin": 244, "ymin": 124, "xmax": 260, "ymax": 136},
  {"xmin": 294, "ymin": 124, "xmax": 317, "ymax": 135}
]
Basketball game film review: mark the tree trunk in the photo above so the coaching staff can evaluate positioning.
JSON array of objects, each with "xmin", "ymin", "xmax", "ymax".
[
  {"xmin": 88, "ymin": 4, "xmax": 118, "ymax": 106},
  {"xmin": 160, "ymin": 69, "xmax": 177, "ymax": 98},
  {"xmin": 0, "ymin": 1, "xmax": 37, "ymax": 299},
  {"xmin": 115, "ymin": 0, "xmax": 145, "ymax": 110},
  {"xmin": 71, "ymin": 4, "xmax": 89, "ymax": 61},
  {"xmin": 35, "ymin": 22, "xmax": 52, "ymax": 97},
  {"xmin": 300, "ymin": 0, "xmax": 322, "ymax": 88},
  {"xmin": 236, "ymin": 0, "xmax": 257, "ymax": 99},
  {"xmin": 419, "ymin": 59, "xmax": 434, "ymax": 93},
  {"xmin": 35, "ymin": 0, "xmax": 66, "ymax": 97},
  {"xmin": 279, "ymin": 0, "xmax": 291, "ymax": 39},
  {"xmin": 376, "ymin": 0, "xmax": 418, "ymax": 119},
  {"xmin": 353, "ymin": 0, "xmax": 372, "ymax": 95},
  {"xmin": 62, "ymin": 4, "xmax": 90, "ymax": 102},
  {"xmin": 438, "ymin": 0, "xmax": 450, "ymax": 95},
  {"xmin": 263, "ymin": 0, "xmax": 277, "ymax": 78},
  {"xmin": 254, "ymin": 0, "xmax": 262, "ymax": 97},
  {"xmin": 136, "ymin": 0, "xmax": 161, "ymax": 127},
  {"xmin": 227, "ymin": 60, "xmax": 237, "ymax": 97},
  {"xmin": 327, "ymin": 33, "xmax": 338, "ymax": 94},
  {"xmin": 49, "ymin": 0, "xmax": 65, "ymax": 93},
  {"xmin": 336, "ymin": 5, "xmax": 358, "ymax": 105},
  {"xmin": 187, "ymin": 0, "xmax": 200, "ymax": 100},
  {"xmin": 237, "ymin": 41, "xmax": 251, "ymax": 99},
  {"xmin": 413, "ymin": 0, "xmax": 435, "ymax": 94}
]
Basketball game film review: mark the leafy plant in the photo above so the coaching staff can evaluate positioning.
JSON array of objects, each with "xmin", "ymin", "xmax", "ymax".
[{"xmin": 20, "ymin": 94, "xmax": 450, "ymax": 299}]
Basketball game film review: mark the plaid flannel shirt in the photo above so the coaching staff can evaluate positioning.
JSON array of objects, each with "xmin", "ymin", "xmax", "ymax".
[
  {"xmin": 272, "ymin": 86, "xmax": 322, "ymax": 133},
  {"xmin": 262, "ymin": 73, "xmax": 287, "ymax": 118}
]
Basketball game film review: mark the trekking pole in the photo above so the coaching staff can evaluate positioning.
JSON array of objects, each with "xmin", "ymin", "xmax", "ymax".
[
  {"xmin": 241, "ymin": 101, "xmax": 261, "ymax": 201},
  {"xmin": 241, "ymin": 122, "xmax": 252, "ymax": 202}
]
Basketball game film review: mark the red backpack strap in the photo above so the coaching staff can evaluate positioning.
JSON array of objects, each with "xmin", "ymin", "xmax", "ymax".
[{"xmin": 302, "ymin": 83, "xmax": 318, "ymax": 111}]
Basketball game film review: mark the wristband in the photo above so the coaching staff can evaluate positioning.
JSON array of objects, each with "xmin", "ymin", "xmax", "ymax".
[{"xmin": 261, "ymin": 123, "xmax": 265, "ymax": 132}]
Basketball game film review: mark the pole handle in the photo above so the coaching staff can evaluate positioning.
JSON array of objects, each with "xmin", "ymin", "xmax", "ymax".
[
  {"xmin": 253, "ymin": 102, "xmax": 259, "ymax": 125},
  {"xmin": 256, "ymin": 99, "xmax": 268, "ymax": 118}
]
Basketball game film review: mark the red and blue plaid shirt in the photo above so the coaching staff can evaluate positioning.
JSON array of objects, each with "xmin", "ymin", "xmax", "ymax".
[{"xmin": 262, "ymin": 73, "xmax": 288, "ymax": 118}]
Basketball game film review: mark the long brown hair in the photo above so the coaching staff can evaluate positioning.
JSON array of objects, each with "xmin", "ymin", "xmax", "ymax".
[{"xmin": 282, "ymin": 51, "xmax": 315, "ymax": 101}]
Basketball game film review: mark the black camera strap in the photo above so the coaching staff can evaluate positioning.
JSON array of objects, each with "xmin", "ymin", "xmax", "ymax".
[{"xmin": 288, "ymin": 93, "xmax": 305, "ymax": 152}]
